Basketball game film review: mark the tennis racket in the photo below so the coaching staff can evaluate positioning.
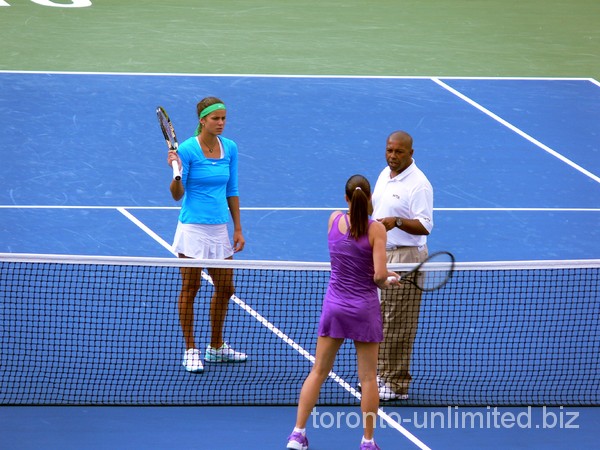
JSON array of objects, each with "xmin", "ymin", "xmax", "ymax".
[
  {"xmin": 156, "ymin": 106, "xmax": 181, "ymax": 180},
  {"xmin": 388, "ymin": 251, "xmax": 455, "ymax": 291}
]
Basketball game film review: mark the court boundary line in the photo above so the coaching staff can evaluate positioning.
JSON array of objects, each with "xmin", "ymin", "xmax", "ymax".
[
  {"xmin": 432, "ymin": 78, "xmax": 600, "ymax": 184},
  {"xmin": 2, "ymin": 205, "xmax": 600, "ymax": 212},
  {"xmin": 0, "ymin": 69, "xmax": 598, "ymax": 84}
]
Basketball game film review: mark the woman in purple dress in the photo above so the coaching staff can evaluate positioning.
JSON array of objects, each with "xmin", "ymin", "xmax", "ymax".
[{"xmin": 286, "ymin": 174, "xmax": 399, "ymax": 450}]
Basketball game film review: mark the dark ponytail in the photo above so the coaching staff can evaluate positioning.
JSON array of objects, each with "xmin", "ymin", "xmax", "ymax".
[{"xmin": 345, "ymin": 174, "xmax": 371, "ymax": 239}]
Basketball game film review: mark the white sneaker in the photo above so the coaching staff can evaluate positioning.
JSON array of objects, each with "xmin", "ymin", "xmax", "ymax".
[
  {"xmin": 378, "ymin": 382, "xmax": 408, "ymax": 401},
  {"xmin": 205, "ymin": 342, "xmax": 247, "ymax": 363},
  {"xmin": 182, "ymin": 348, "xmax": 204, "ymax": 372}
]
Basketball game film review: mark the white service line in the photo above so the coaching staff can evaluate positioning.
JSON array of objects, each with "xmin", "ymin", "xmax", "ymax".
[
  {"xmin": 432, "ymin": 77, "xmax": 600, "ymax": 184},
  {"xmin": 117, "ymin": 207, "xmax": 176, "ymax": 255},
  {"xmin": 2, "ymin": 205, "xmax": 599, "ymax": 212}
]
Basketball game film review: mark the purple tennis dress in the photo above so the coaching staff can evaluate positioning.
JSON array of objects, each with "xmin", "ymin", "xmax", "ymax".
[{"xmin": 318, "ymin": 214, "xmax": 383, "ymax": 342}]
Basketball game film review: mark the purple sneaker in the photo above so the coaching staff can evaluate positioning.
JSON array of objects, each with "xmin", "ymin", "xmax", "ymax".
[
  {"xmin": 360, "ymin": 440, "xmax": 381, "ymax": 450},
  {"xmin": 286, "ymin": 431, "xmax": 309, "ymax": 449}
]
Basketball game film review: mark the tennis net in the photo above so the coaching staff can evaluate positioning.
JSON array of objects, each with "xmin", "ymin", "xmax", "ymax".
[{"xmin": 1, "ymin": 253, "xmax": 598, "ymax": 406}]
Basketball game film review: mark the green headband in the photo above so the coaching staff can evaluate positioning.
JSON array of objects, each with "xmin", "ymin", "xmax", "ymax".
[
  {"xmin": 200, "ymin": 103, "xmax": 226, "ymax": 118},
  {"xmin": 195, "ymin": 103, "xmax": 226, "ymax": 135}
]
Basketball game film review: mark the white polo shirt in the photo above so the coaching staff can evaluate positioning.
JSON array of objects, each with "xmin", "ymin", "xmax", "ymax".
[{"xmin": 372, "ymin": 160, "xmax": 434, "ymax": 248}]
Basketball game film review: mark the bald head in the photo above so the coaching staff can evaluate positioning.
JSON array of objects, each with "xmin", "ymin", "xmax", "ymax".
[{"xmin": 387, "ymin": 131, "xmax": 413, "ymax": 148}]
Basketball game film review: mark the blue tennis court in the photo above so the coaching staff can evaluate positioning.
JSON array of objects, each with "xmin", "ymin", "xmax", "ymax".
[
  {"xmin": 1, "ymin": 73, "xmax": 599, "ymax": 261},
  {"xmin": 1, "ymin": 72, "xmax": 599, "ymax": 449}
]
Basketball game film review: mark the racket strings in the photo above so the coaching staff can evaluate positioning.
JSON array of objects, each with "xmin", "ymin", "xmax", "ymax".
[
  {"xmin": 159, "ymin": 117, "xmax": 175, "ymax": 142},
  {"xmin": 408, "ymin": 252, "xmax": 455, "ymax": 291}
]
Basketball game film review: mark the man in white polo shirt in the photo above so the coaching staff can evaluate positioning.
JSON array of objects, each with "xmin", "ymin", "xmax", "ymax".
[{"xmin": 371, "ymin": 130, "xmax": 434, "ymax": 401}]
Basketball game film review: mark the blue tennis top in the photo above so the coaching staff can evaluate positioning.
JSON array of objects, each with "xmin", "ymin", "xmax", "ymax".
[{"xmin": 177, "ymin": 135, "xmax": 239, "ymax": 224}]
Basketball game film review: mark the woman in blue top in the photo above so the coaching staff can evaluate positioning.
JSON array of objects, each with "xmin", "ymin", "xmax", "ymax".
[
  {"xmin": 286, "ymin": 175, "xmax": 399, "ymax": 450},
  {"xmin": 167, "ymin": 97, "xmax": 247, "ymax": 373}
]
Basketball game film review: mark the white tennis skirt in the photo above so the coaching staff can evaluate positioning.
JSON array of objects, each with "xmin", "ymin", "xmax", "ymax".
[{"xmin": 172, "ymin": 222, "xmax": 233, "ymax": 259}]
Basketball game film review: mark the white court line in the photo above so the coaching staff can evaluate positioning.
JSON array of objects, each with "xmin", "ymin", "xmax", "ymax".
[
  {"xmin": 117, "ymin": 207, "xmax": 176, "ymax": 255},
  {"xmin": 1, "ymin": 205, "xmax": 600, "ymax": 212},
  {"xmin": 434, "ymin": 207, "xmax": 600, "ymax": 212},
  {"xmin": 0, "ymin": 69, "xmax": 598, "ymax": 83},
  {"xmin": 432, "ymin": 77, "xmax": 600, "ymax": 185},
  {"xmin": 118, "ymin": 206, "xmax": 432, "ymax": 450}
]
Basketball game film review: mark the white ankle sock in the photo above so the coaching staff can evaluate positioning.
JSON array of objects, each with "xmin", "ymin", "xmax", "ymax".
[
  {"xmin": 362, "ymin": 437, "xmax": 374, "ymax": 444},
  {"xmin": 294, "ymin": 427, "xmax": 306, "ymax": 435}
]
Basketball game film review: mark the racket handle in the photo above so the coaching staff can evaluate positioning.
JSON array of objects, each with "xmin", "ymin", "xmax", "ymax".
[{"xmin": 171, "ymin": 161, "xmax": 181, "ymax": 181}]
